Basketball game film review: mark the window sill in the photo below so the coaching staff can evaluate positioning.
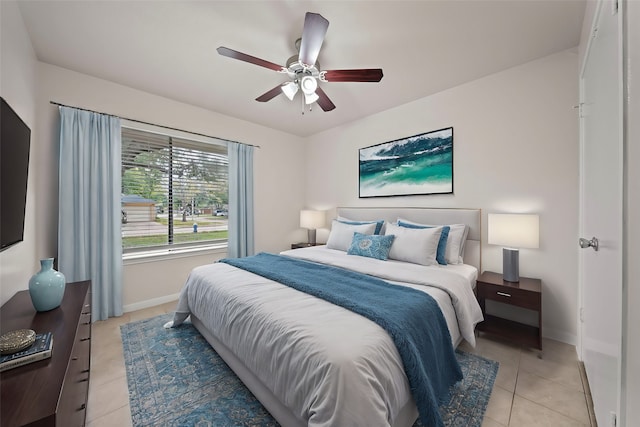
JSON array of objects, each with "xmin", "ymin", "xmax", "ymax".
[{"xmin": 123, "ymin": 243, "xmax": 228, "ymax": 265}]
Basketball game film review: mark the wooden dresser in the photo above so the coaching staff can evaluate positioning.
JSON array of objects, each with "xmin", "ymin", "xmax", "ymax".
[{"xmin": 0, "ymin": 281, "xmax": 91, "ymax": 426}]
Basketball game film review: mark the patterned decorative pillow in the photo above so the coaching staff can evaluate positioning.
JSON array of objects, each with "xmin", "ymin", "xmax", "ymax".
[{"xmin": 347, "ymin": 232, "xmax": 396, "ymax": 260}]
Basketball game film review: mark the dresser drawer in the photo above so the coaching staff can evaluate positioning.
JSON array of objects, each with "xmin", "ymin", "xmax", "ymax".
[
  {"xmin": 57, "ymin": 291, "xmax": 91, "ymax": 426},
  {"xmin": 57, "ymin": 380, "xmax": 88, "ymax": 427},
  {"xmin": 58, "ymin": 332, "xmax": 90, "ymax": 426},
  {"xmin": 477, "ymin": 282, "xmax": 540, "ymax": 311},
  {"xmin": 81, "ymin": 292, "xmax": 91, "ymax": 323}
]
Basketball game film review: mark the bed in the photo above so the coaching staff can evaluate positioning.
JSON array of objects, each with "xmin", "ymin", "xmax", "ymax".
[{"xmin": 170, "ymin": 207, "xmax": 483, "ymax": 427}]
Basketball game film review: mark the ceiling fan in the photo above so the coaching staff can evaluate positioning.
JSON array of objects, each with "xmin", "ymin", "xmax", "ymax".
[{"xmin": 217, "ymin": 12, "xmax": 384, "ymax": 113}]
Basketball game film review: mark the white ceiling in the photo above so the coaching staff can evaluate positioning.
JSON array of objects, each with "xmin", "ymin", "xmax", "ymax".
[{"xmin": 18, "ymin": 0, "xmax": 586, "ymax": 137}]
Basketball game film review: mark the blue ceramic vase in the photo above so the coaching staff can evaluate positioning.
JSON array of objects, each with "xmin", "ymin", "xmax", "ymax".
[{"xmin": 29, "ymin": 258, "xmax": 66, "ymax": 312}]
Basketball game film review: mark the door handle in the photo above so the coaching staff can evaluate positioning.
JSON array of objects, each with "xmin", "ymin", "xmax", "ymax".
[{"xmin": 579, "ymin": 237, "xmax": 599, "ymax": 251}]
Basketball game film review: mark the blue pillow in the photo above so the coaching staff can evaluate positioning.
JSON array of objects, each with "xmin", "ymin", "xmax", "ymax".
[
  {"xmin": 338, "ymin": 218, "xmax": 384, "ymax": 235},
  {"xmin": 347, "ymin": 232, "xmax": 395, "ymax": 260},
  {"xmin": 397, "ymin": 221, "xmax": 450, "ymax": 265}
]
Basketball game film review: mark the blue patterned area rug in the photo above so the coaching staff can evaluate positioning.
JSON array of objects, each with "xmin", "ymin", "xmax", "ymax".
[{"xmin": 122, "ymin": 314, "xmax": 498, "ymax": 427}]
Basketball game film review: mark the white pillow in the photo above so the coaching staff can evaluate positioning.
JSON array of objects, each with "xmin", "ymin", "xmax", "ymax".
[
  {"xmin": 397, "ymin": 218, "xmax": 469, "ymax": 264},
  {"xmin": 384, "ymin": 222, "xmax": 442, "ymax": 266},
  {"xmin": 326, "ymin": 220, "xmax": 377, "ymax": 252},
  {"xmin": 446, "ymin": 224, "xmax": 469, "ymax": 264},
  {"xmin": 337, "ymin": 216, "xmax": 385, "ymax": 234}
]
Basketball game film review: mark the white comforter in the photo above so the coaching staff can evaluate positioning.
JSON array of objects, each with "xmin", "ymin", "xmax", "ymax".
[{"xmin": 171, "ymin": 247, "xmax": 483, "ymax": 427}]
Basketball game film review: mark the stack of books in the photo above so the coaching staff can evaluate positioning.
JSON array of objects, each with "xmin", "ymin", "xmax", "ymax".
[{"xmin": 0, "ymin": 332, "xmax": 53, "ymax": 372}]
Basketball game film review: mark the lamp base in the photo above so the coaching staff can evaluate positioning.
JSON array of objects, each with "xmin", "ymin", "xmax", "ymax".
[
  {"xmin": 503, "ymin": 248, "xmax": 520, "ymax": 282},
  {"xmin": 307, "ymin": 229, "xmax": 317, "ymax": 245}
]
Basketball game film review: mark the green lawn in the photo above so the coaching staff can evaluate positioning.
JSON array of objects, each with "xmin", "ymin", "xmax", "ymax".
[{"xmin": 123, "ymin": 230, "xmax": 228, "ymax": 249}]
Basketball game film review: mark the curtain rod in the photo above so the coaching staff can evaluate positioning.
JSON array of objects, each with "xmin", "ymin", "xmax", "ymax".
[{"xmin": 49, "ymin": 101, "xmax": 261, "ymax": 149}]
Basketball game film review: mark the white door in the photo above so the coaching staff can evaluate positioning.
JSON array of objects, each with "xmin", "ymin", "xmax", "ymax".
[{"xmin": 579, "ymin": 1, "xmax": 623, "ymax": 426}]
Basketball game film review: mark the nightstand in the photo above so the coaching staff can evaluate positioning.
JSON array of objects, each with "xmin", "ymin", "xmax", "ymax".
[
  {"xmin": 476, "ymin": 271, "xmax": 542, "ymax": 351},
  {"xmin": 291, "ymin": 242, "xmax": 321, "ymax": 249}
]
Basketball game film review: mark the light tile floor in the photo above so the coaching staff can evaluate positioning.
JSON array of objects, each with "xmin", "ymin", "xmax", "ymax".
[{"xmin": 86, "ymin": 303, "xmax": 594, "ymax": 427}]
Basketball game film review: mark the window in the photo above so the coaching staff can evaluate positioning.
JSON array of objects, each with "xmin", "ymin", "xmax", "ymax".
[{"xmin": 121, "ymin": 126, "xmax": 228, "ymax": 253}]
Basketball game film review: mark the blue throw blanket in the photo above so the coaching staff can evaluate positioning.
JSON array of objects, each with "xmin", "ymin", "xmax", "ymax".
[{"xmin": 221, "ymin": 253, "xmax": 462, "ymax": 427}]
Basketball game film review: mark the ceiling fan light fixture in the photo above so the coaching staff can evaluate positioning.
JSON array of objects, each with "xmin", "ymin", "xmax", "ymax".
[
  {"xmin": 281, "ymin": 81, "xmax": 299, "ymax": 101},
  {"xmin": 304, "ymin": 91, "xmax": 319, "ymax": 105},
  {"xmin": 300, "ymin": 75, "xmax": 318, "ymax": 95},
  {"xmin": 217, "ymin": 12, "xmax": 383, "ymax": 113}
]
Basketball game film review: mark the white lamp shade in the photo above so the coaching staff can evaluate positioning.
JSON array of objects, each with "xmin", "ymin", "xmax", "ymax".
[
  {"xmin": 304, "ymin": 91, "xmax": 319, "ymax": 105},
  {"xmin": 281, "ymin": 81, "xmax": 299, "ymax": 101},
  {"xmin": 300, "ymin": 210, "xmax": 325, "ymax": 229},
  {"xmin": 488, "ymin": 213, "xmax": 539, "ymax": 249}
]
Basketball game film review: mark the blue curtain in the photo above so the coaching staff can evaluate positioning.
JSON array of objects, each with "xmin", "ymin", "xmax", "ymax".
[
  {"xmin": 227, "ymin": 142, "xmax": 255, "ymax": 258},
  {"xmin": 58, "ymin": 106, "xmax": 122, "ymax": 321}
]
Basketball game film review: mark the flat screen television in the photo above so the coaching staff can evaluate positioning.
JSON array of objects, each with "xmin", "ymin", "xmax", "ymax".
[{"xmin": 1, "ymin": 97, "xmax": 31, "ymax": 252}]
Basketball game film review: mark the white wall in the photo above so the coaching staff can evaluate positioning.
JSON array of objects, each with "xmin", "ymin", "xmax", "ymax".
[
  {"xmin": 305, "ymin": 51, "xmax": 580, "ymax": 344},
  {"xmin": 122, "ymin": 249, "xmax": 227, "ymax": 312},
  {"xmin": 30, "ymin": 63, "xmax": 307, "ymax": 309},
  {"xmin": 623, "ymin": 0, "xmax": 639, "ymax": 424},
  {"xmin": 579, "ymin": 0, "xmax": 599, "ymax": 72},
  {"xmin": 0, "ymin": 1, "xmax": 40, "ymax": 305},
  {"xmin": 1, "ymin": 0, "xmax": 582, "ymax": 346}
]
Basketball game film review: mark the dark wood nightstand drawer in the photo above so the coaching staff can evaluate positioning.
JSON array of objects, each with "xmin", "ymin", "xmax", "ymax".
[{"xmin": 477, "ymin": 282, "xmax": 541, "ymax": 311}]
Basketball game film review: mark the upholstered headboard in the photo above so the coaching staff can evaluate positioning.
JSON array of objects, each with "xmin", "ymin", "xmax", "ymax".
[{"xmin": 336, "ymin": 207, "xmax": 482, "ymax": 271}]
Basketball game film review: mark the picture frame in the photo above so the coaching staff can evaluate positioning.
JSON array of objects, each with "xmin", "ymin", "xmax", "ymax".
[{"xmin": 359, "ymin": 127, "xmax": 454, "ymax": 198}]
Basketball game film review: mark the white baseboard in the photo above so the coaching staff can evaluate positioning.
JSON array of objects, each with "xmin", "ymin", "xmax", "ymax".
[
  {"xmin": 543, "ymin": 327, "xmax": 577, "ymax": 347},
  {"xmin": 123, "ymin": 293, "xmax": 180, "ymax": 313}
]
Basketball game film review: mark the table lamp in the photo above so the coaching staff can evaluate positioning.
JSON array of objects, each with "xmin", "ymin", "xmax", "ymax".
[
  {"xmin": 488, "ymin": 213, "xmax": 539, "ymax": 282},
  {"xmin": 300, "ymin": 210, "xmax": 325, "ymax": 245}
]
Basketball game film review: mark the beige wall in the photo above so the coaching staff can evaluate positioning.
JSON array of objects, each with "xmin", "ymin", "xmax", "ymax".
[
  {"xmin": 304, "ymin": 50, "xmax": 580, "ymax": 344},
  {"xmin": 0, "ymin": 1, "xmax": 40, "ymax": 305}
]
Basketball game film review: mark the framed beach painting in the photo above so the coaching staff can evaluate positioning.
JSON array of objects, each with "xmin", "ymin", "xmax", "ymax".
[{"xmin": 359, "ymin": 127, "xmax": 454, "ymax": 198}]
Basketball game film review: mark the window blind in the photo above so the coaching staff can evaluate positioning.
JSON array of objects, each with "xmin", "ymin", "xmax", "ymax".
[{"xmin": 121, "ymin": 127, "xmax": 228, "ymax": 252}]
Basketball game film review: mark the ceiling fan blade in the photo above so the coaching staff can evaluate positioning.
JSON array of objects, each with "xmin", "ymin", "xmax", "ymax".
[
  {"xmin": 315, "ymin": 87, "xmax": 336, "ymax": 111},
  {"xmin": 322, "ymin": 69, "xmax": 384, "ymax": 82},
  {"xmin": 217, "ymin": 47, "xmax": 284, "ymax": 71},
  {"xmin": 298, "ymin": 12, "xmax": 329, "ymax": 67},
  {"xmin": 255, "ymin": 85, "xmax": 284, "ymax": 102}
]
